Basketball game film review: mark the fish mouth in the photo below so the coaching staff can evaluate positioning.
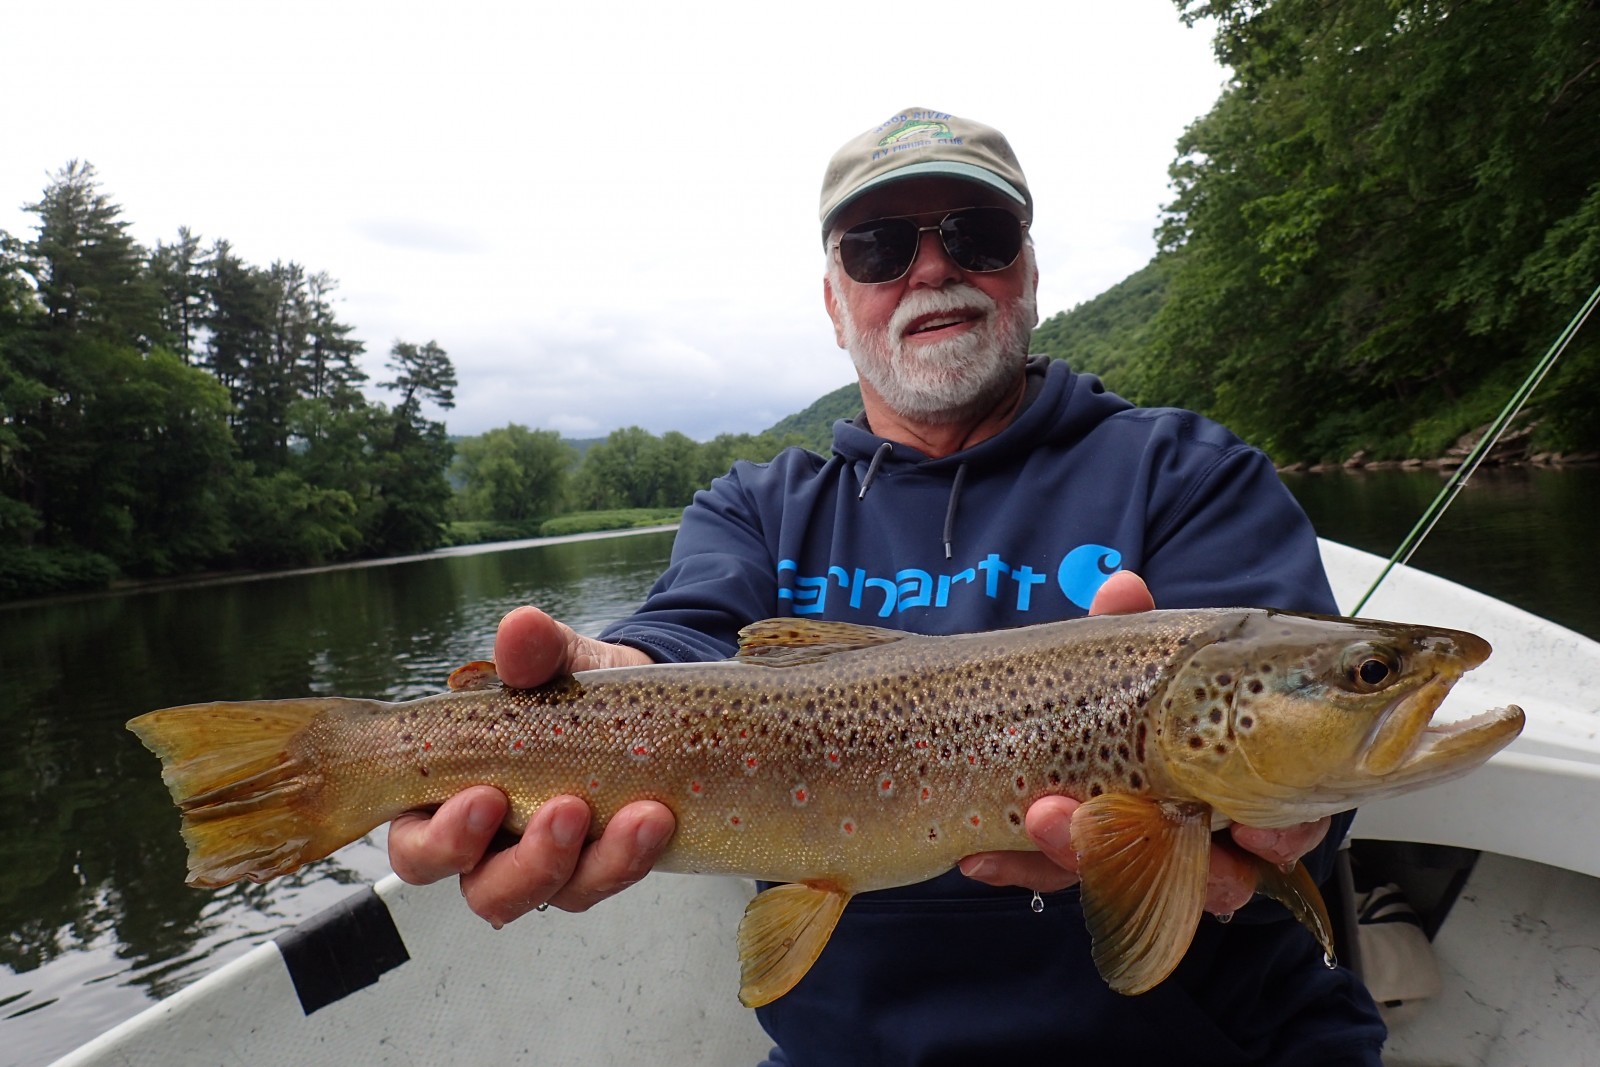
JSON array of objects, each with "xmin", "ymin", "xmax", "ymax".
[{"xmin": 1359, "ymin": 670, "xmax": 1524, "ymax": 782}]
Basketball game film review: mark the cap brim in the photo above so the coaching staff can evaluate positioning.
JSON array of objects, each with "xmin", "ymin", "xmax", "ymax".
[{"xmin": 821, "ymin": 161, "xmax": 1029, "ymax": 238}]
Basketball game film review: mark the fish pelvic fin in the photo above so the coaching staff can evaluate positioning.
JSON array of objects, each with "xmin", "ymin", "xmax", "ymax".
[
  {"xmin": 1071, "ymin": 795, "xmax": 1211, "ymax": 995},
  {"xmin": 1251, "ymin": 857, "xmax": 1337, "ymax": 967},
  {"xmin": 127, "ymin": 699, "xmax": 362, "ymax": 889},
  {"xmin": 736, "ymin": 881, "xmax": 852, "ymax": 1007},
  {"xmin": 735, "ymin": 619, "xmax": 912, "ymax": 667}
]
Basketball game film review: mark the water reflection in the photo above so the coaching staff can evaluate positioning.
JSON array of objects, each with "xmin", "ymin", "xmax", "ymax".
[
  {"xmin": 0, "ymin": 529, "xmax": 675, "ymax": 1065},
  {"xmin": 1285, "ymin": 465, "xmax": 1600, "ymax": 638}
]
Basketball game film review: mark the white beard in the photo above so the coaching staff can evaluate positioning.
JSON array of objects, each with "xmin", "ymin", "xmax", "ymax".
[{"xmin": 833, "ymin": 254, "xmax": 1038, "ymax": 425}]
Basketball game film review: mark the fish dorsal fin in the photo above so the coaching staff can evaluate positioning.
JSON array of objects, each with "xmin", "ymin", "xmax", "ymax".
[
  {"xmin": 735, "ymin": 619, "xmax": 912, "ymax": 667},
  {"xmin": 1252, "ymin": 857, "xmax": 1337, "ymax": 967},
  {"xmin": 1070, "ymin": 794, "xmax": 1212, "ymax": 995},
  {"xmin": 736, "ymin": 882, "xmax": 852, "ymax": 1006},
  {"xmin": 446, "ymin": 661, "xmax": 502, "ymax": 691}
]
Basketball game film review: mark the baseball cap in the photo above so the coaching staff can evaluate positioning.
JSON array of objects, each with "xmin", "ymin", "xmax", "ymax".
[{"xmin": 819, "ymin": 107, "xmax": 1032, "ymax": 242}]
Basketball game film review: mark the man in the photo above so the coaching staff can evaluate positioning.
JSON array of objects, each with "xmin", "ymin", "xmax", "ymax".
[{"xmin": 389, "ymin": 108, "xmax": 1386, "ymax": 1065}]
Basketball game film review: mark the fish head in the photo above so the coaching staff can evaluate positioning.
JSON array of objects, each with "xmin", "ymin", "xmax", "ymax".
[{"xmin": 1153, "ymin": 610, "xmax": 1524, "ymax": 826}]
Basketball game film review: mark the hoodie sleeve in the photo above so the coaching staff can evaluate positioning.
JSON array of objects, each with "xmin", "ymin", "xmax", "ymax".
[{"xmin": 598, "ymin": 461, "xmax": 780, "ymax": 663}]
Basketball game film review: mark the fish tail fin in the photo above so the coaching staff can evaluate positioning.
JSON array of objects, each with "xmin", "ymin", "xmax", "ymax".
[{"xmin": 127, "ymin": 698, "xmax": 369, "ymax": 889}]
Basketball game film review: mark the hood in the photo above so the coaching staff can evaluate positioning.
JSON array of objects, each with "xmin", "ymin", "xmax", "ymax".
[
  {"xmin": 829, "ymin": 356, "xmax": 1134, "ymax": 474},
  {"xmin": 827, "ymin": 356, "xmax": 1135, "ymax": 560}
]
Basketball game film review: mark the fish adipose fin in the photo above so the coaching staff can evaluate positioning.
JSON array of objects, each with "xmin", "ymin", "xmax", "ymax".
[
  {"xmin": 735, "ymin": 619, "xmax": 913, "ymax": 667},
  {"xmin": 1251, "ymin": 855, "xmax": 1337, "ymax": 967},
  {"xmin": 1071, "ymin": 795, "xmax": 1211, "ymax": 995},
  {"xmin": 127, "ymin": 699, "xmax": 363, "ymax": 888},
  {"xmin": 736, "ymin": 882, "xmax": 852, "ymax": 1007},
  {"xmin": 446, "ymin": 660, "xmax": 501, "ymax": 691}
]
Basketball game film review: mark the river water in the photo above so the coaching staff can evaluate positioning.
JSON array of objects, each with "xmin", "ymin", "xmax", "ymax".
[{"xmin": 0, "ymin": 468, "xmax": 1594, "ymax": 1065}]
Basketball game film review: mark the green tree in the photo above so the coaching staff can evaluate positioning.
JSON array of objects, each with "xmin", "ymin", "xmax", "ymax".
[
  {"xmin": 453, "ymin": 424, "xmax": 574, "ymax": 522},
  {"xmin": 362, "ymin": 339, "xmax": 458, "ymax": 554},
  {"xmin": 1142, "ymin": 0, "xmax": 1600, "ymax": 460}
]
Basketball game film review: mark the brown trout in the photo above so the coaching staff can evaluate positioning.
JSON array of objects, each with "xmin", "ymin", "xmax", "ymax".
[{"xmin": 128, "ymin": 609, "xmax": 1523, "ymax": 1004}]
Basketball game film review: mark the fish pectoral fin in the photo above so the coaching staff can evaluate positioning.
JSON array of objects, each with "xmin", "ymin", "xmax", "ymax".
[
  {"xmin": 1070, "ymin": 795, "xmax": 1212, "ymax": 996},
  {"xmin": 736, "ymin": 882, "xmax": 851, "ymax": 1006},
  {"xmin": 446, "ymin": 661, "xmax": 502, "ymax": 691},
  {"xmin": 1252, "ymin": 857, "xmax": 1337, "ymax": 967},
  {"xmin": 734, "ymin": 619, "xmax": 913, "ymax": 667}
]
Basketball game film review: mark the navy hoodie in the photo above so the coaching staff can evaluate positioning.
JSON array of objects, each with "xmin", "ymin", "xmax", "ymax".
[{"xmin": 601, "ymin": 357, "xmax": 1386, "ymax": 1066}]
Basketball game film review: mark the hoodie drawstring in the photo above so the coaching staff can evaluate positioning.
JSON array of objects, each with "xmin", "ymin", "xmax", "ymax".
[
  {"xmin": 858, "ymin": 441, "xmax": 893, "ymax": 499},
  {"xmin": 942, "ymin": 462, "xmax": 967, "ymax": 560}
]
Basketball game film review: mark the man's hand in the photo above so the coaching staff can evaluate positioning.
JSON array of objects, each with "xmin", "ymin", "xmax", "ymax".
[
  {"xmin": 957, "ymin": 573, "xmax": 1332, "ymax": 914},
  {"xmin": 387, "ymin": 606, "xmax": 675, "ymax": 925}
]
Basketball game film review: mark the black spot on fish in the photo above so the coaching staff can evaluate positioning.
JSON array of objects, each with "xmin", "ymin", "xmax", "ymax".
[
  {"xmin": 1209, "ymin": 709, "xmax": 1224, "ymax": 724},
  {"xmin": 1240, "ymin": 715, "xmax": 1254, "ymax": 729},
  {"xmin": 1188, "ymin": 736, "xmax": 1205, "ymax": 749},
  {"xmin": 1129, "ymin": 772, "xmax": 1144, "ymax": 789},
  {"xmin": 1249, "ymin": 680, "xmax": 1265, "ymax": 694}
]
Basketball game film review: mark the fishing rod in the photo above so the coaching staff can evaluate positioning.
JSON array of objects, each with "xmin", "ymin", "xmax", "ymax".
[{"xmin": 1351, "ymin": 280, "xmax": 1600, "ymax": 615}]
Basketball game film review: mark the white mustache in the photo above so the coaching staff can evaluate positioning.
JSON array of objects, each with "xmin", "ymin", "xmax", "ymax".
[{"xmin": 888, "ymin": 284, "xmax": 996, "ymax": 342}]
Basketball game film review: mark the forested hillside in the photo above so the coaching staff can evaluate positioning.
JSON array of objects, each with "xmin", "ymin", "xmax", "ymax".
[{"xmin": 1128, "ymin": 0, "xmax": 1600, "ymax": 462}]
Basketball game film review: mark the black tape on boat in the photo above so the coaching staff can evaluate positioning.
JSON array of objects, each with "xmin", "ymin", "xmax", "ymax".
[{"xmin": 277, "ymin": 886, "xmax": 411, "ymax": 1015}]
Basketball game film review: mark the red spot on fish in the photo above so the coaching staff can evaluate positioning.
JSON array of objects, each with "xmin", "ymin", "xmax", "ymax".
[
  {"xmin": 743, "ymin": 755, "xmax": 760, "ymax": 775},
  {"xmin": 920, "ymin": 785, "xmax": 932, "ymax": 803},
  {"xmin": 827, "ymin": 750, "xmax": 841, "ymax": 764},
  {"xmin": 630, "ymin": 743, "xmax": 650, "ymax": 760},
  {"xmin": 967, "ymin": 754, "xmax": 978, "ymax": 766},
  {"xmin": 422, "ymin": 741, "xmax": 432, "ymax": 752},
  {"xmin": 792, "ymin": 785, "xmax": 809, "ymax": 806},
  {"xmin": 689, "ymin": 780, "xmax": 704, "ymax": 795},
  {"xmin": 878, "ymin": 778, "xmax": 895, "ymax": 797},
  {"xmin": 914, "ymin": 739, "xmax": 929, "ymax": 749},
  {"xmin": 728, "ymin": 812, "xmax": 745, "ymax": 830},
  {"xmin": 552, "ymin": 725, "xmax": 564, "ymax": 737},
  {"xmin": 588, "ymin": 777, "xmax": 601, "ymax": 792},
  {"xmin": 512, "ymin": 740, "xmax": 524, "ymax": 751},
  {"xmin": 840, "ymin": 819, "xmax": 856, "ymax": 836},
  {"xmin": 969, "ymin": 813, "xmax": 982, "ymax": 827}
]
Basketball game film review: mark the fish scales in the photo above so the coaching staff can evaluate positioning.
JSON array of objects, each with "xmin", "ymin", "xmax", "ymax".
[
  {"xmin": 291, "ymin": 612, "xmax": 1194, "ymax": 893},
  {"xmin": 130, "ymin": 607, "xmax": 1523, "ymax": 1003}
]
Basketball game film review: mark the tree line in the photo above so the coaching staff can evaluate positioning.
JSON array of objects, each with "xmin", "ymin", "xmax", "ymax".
[
  {"xmin": 0, "ymin": 163, "xmax": 815, "ymax": 600},
  {"xmin": 1032, "ymin": 0, "xmax": 1600, "ymax": 464}
]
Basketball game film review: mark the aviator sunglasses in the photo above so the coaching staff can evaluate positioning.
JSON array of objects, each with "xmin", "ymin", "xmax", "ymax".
[{"xmin": 834, "ymin": 206, "xmax": 1029, "ymax": 285}]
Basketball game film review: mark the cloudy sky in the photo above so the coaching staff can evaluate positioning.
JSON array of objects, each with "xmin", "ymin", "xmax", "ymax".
[{"xmin": 3, "ymin": 1, "xmax": 1228, "ymax": 441}]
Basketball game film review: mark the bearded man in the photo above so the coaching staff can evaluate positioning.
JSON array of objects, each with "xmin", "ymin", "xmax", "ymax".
[{"xmin": 389, "ymin": 109, "xmax": 1387, "ymax": 1066}]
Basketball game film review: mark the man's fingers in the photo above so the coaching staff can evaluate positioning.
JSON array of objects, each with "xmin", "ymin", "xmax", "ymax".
[
  {"xmin": 388, "ymin": 786, "xmax": 508, "ymax": 886},
  {"xmin": 493, "ymin": 607, "xmax": 572, "ymax": 689},
  {"xmin": 958, "ymin": 795, "xmax": 1082, "ymax": 892},
  {"xmin": 1087, "ymin": 571, "xmax": 1154, "ymax": 616},
  {"xmin": 459, "ymin": 795, "xmax": 592, "ymax": 927},
  {"xmin": 494, "ymin": 605, "xmax": 654, "ymax": 689},
  {"xmin": 544, "ymin": 801, "xmax": 676, "ymax": 913},
  {"xmin": 1231, "ymin": 818, "xmax": 1330, "ymax": 867}
]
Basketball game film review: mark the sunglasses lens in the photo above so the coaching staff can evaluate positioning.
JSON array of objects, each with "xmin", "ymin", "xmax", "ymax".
[
  {"xmin": 838, "ymin": 218, "xmax": 919, "ymax": 284},
  {"xmin": 837, "ymin": 208, "xmax": 1024, "ymax": 283},
  {"xmin": 941, "ymin": 207, "xmax": 1024, "ymax": 272}
]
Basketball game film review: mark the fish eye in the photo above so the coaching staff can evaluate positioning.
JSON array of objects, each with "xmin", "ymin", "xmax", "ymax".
[{"xmin": 1343, "ymin": 646, "xmax": 1401, "ymax": 692}]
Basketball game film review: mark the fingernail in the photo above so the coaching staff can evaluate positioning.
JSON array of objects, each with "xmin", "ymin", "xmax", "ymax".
[
  {"xmin": 465, "ymin": 796, "xmax": 496, "ymax": 837},
  {"xmin": 960, "ymin": 857, "xmax": 997, "ymax": 880},
  {"xmin": 634, "ymin": 819, "xmax": 671, "ymax": 854},
  {"xmin": 1034, "ymin": 818, "xmax": 1073, "ymax": 853},
  {"xmin": 549, "ymin": 803, "xmax": 586, "ymax": 849}
]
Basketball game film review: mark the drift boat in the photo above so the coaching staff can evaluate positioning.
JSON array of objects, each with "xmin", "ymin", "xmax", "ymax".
[{"xmin": 49, "ymin": 540, "xmax": 1600, "ymax": 1067}]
